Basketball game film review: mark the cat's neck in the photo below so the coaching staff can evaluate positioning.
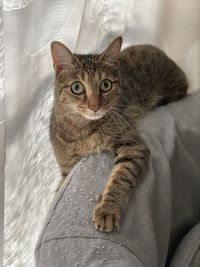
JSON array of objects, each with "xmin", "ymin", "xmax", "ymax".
[{"xmin": 51, "ymin": 103, "xmax": 108, "ymax": 141}]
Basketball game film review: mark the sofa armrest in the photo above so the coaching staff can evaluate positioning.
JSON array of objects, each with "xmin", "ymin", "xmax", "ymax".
[{"xmin": 35, "ymin": 91, "xmax": 200, "ymax": 267}]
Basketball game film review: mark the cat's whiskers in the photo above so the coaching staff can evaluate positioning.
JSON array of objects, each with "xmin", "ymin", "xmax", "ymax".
[
  {"xmin": 114, "ymin": 105, "xmax": 135, "ymax": 116},
  {"xmin": 109, "ymin": 108, "xmax": 135, "ymax": 131},
  {"xmin": 111, "ymin": 105, "xmax": 136, "ymax": 119},
  {"xmin": 108, "ymin": 111, "xmax": 126, "ymax": 135}
]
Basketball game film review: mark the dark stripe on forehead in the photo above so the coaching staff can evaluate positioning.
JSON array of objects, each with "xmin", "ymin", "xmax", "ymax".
[
  {"xmin": 80, "ymin": 68, "xmax": 85, "ymax": 80},
  {"xmin": 76, "ymin": 54, "xmax": 98, "ymax": 75}
]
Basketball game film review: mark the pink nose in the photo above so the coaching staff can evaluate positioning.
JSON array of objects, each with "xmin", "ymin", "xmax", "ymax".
[{"xmin": 88, "ymin": 103, "xmax": 100, "ymax": 112}]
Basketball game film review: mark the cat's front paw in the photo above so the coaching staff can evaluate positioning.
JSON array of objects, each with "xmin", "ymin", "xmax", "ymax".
[{"xmin": 92, "ymin": 197, "xmax": 120, "ymax": 232}]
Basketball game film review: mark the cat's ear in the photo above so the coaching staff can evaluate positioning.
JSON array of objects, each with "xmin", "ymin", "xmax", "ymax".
[
  {"xmin": 51, "ymin": 41, "xmax": 79, "ymax": 74},
  {"xmin": 98, "ymin": 36, "xmax": 122, "ymax": 65}
]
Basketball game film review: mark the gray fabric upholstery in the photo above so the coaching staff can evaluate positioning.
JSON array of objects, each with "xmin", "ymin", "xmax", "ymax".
[
  {"xmin": 35, "ymin": 91, "xmax": 200, "ymax": 267},
  {"xmin": 170, "ymin": 223, "xmax": 200, "ymax": 267}
]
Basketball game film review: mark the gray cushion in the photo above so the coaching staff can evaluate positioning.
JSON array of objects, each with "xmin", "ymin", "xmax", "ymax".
[
  {"xmin": 35, "ymin": 91, "xmax": 200, "ymax": 267},
  {"xmin": 170, "ymin": 223, "xmax": 200, "ymax": 267}
]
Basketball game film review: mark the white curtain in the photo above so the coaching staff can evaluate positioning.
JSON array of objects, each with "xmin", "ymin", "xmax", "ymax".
[
  {"xmin": 0, "ymin": 2, "xmax": 5, "ymax": 267},
  {"xmin": 2, "ymin": 0, "xmax": 200, "ymax": 266}
]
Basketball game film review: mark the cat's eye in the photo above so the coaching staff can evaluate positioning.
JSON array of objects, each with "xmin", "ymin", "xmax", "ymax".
[
  {"xmin": 71, "ymin": 82, "xmax": 85, "ymax": 95},
  {"xmin": 100, "ymin": 79, "xmax": 112, "ymax": 92}
]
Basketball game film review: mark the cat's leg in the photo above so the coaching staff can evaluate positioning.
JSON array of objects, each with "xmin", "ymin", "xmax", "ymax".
[{"xmin": 92, "ymin": 136, "xmax": 149, "ymax": 232}]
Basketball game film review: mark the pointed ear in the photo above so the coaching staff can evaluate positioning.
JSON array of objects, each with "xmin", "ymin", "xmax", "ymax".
[
  {"xmin": 51, "ymin": 41, "xmax": 79, "ymax": 74},
  {"xmin": 98, "ymin": 36, "xmax": 122, "ymax": 65}
]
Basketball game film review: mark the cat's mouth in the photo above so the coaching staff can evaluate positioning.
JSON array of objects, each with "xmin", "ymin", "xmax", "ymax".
[
  {"xmin": 76, "ymin": 106, "xmax": 108, "ymax": 121},
  {"xmin": 82, "ymin": 113, "xmax": 105, "ymax": 120},
  {"xmin": 82, "ymin": 113, "xmax": 104, "ymax": 120},
  {"xmin": 76, "ymin": 108, "xmax": 106, "ymax": 120}
]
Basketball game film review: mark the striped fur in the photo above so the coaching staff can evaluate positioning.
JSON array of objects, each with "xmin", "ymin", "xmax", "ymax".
[{"xmin": 50, "ymin": 37, "xmax": 188, "ymax": 232}]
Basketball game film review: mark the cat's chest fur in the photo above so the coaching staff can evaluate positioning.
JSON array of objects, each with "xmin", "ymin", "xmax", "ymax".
[
  {"xmin": 52, "ymin": 128, "xmax": 111, "ymax": 169},
  {"xmin": 74, "ymin": 132, "xmax": 108, "ymax": 155}
]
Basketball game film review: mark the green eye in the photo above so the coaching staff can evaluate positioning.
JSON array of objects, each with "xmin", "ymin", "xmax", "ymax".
[
  {"xmin": 100, "ymin": 79, "xmax": 112, "ymax": 92},
  {"xmin": 71, "ymin": 82, "xmax": 84, "ymax": 95}
]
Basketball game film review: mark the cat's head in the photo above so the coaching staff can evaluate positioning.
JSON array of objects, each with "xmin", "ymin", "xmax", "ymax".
[{"xmin": 51, "ymin": 37, "xmax": 122, "ymax": 121}]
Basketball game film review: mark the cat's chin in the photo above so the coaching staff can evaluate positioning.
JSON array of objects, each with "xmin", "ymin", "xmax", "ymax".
[{"xmin": 82, "ymin": 113, "xmax": 104, "ymax": 121}]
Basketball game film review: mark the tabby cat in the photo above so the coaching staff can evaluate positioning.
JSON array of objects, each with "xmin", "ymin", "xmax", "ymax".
[{"xmin": 50, "ymin": 37, "xmax": 187, "ymax": 232}]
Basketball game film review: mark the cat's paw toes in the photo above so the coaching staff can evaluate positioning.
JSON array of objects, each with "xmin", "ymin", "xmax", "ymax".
[{"xmin": 92, "ymin": 202, "xmax": 120, "ymax": 232}]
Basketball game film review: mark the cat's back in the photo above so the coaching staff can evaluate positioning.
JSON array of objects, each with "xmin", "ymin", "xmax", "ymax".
[
  {"xmin": 120, "ymin": 44, "xmax": 162, "ymax": 66},
  {"xmin": 120, "ymin": 44, "xmax": 176, "ymax": 76},
  {"xmin": 119, "ymin": 44, "xmax": 187, "ymax": 109}
]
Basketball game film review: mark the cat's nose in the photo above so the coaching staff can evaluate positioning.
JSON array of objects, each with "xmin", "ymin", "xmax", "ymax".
[{"xmin": 88, "ymin": 103, "xmax": 100, "ymax": 112}]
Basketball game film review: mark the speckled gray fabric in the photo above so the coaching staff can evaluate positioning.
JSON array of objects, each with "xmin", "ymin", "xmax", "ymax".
[{"xmin": 35, "ymin": 91, "xmax": 200, "ymax": 267}]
